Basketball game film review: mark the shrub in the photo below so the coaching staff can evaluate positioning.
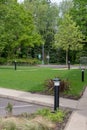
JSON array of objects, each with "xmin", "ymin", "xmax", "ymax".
[
  {"xmin": 5, "ymin": 102, "xmax": 13, "ymax": 116},
  {"xmin": 44, "ymin": 78, "xmax": 70, "ymax": 95},
  {"xmin": 0, "ymin": 57, "xmax": 7, "ymax": 65},
  {"xmin": 7, "ymin": 58, "xmax": 39, "ymax": 65},
  {"xmin": 37, "ymin": 108, "xmax": 65, "ymax": 123},
  {"xmin": 60, "ymin": 80, "xmax": 70, "ymax": 92},
  {"xmin": 44, "ymin": 79, "xmax": 54, "ymax": 94}
]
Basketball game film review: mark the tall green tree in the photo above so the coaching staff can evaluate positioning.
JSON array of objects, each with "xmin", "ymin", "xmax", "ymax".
[
  {"xmin": 24, "ymin": 0, "xmax": 59, "ymax": 62},
  {"xmin": 59, "ymin": 0, "xmax": 73, "ymax": 17},
  {"xmin": 0, "ymin": 0, "xmax": 42, "ymax": 58},
  {"xmin": 70, "ymin": 0, "xmax": 87, "ymax": 37},
  {"xmin": 69, "ymin": 0, "xmax": 87, "ymax": 57},
  {"xmin": 54, "ymin": 14, "xmax": 84, "ymax": 64}
]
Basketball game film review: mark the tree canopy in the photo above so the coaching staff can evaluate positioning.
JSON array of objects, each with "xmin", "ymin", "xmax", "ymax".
[
  {"xmin": 0, "ymin": 0, "xmax": 87, "ymax": 64},
  {"xmin": 54, "ymin": 14, "xmax": 84, "ymax": 64},
  {"xmin": 0, "ymin": 0, "xmax": 42, "ymax": 58}
]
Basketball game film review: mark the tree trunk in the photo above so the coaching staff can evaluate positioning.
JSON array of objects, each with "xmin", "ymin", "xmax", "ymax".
[{"xmin": 66, "ymin": 50, "xmax": 68, "ymax": 65}]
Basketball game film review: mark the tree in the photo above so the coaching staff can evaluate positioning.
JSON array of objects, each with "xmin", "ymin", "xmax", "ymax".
[
  {"xmin": 24, "ymin": 0, "xmax": 59, "ymax": 62},
  {"xmin": 59, "ymin": 0, "xmax": 73, "ymax": 17},
  {"xmin": 0, "ymin": 0, "xmax": 42, "ymax": 58},
  {"xmin": 70, "ymin": 0, "xmax": 87, "ymax": 37},
  {"xmin": 70, "ymin": 0, "xmax": 87, "ymax": 57},
  {"xmin": 54, "ymin": 14, "xmax": 84, "ymax": 64}
]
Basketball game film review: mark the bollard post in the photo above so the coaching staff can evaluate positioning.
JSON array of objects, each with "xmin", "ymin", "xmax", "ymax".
[
  {"xmin": 82, "ymin": 69, "xmax": 84, "ymax": 82},
  {"xmin": 53, "ymin": 78, "xmax": 60, "ymax": 111}
]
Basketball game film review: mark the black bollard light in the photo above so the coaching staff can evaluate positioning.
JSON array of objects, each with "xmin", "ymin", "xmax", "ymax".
[
  {"xmin": 82, "ymin": 69, "xmax": 84, "ymax": 82},
  {"xmin": 53, "ymin": 78, "xmax": 60, "ymax": 111},
  {"xmin": 14, "ymin": 60, "xmax": 17, "ymax": 70}
]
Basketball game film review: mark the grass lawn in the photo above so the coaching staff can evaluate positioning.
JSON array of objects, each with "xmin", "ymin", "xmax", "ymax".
[{"xmin": 0, "ymin": 66, "xmax": 87, "ymax": 97}]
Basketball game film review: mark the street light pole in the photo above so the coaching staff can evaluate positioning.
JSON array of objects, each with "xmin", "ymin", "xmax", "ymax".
[{"xmin": 82, "ymin": 69, "xmax": 84, "ymax": 82}]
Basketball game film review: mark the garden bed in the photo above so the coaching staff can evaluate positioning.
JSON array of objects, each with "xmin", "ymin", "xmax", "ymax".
[{"xmin": 0, "ymin": 108, "xmax": 72, "ymax": 130}]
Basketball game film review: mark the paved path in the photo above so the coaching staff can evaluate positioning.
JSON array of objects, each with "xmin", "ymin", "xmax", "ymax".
[
  {"xmin": 0, "ymin": 97, "xmax": 48, "ymax": 117},
  {"xmin": 0, "ymin": 88, "xmax": 78, "ymax": 109},
  {"xmin": 64, "ymin": 87, "xmax": 87, "ymax": 130},
  {"xmin": 0, "ymin": 87, "xmax": 87, "ymax": 130}
]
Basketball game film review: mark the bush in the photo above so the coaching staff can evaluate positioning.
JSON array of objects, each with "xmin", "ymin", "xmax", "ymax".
[
  {"xmin": 44, "ymin": 78, "xmax": 70, "ymax": 95},
  {"xmin": 0, "ymin": 57, "xmax": 7, "ymax": 65},
  {"xmin": 7, "ymin": 58, "xmax": 39, "ymax": 65},
  {"xmin": 5, "ymin": 102, "xmax": 13, "ymax": 116},
  {"xmin": 37, "ymin": 108, "xmax": 65, "ymax": 122}
]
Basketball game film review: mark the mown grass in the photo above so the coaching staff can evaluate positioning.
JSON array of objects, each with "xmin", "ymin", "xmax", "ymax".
[{"xmin": 0, "ymin": 66, "xmax": 87, "ymax": 97}]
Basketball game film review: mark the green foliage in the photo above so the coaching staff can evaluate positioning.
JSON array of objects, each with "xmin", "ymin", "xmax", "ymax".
[
  {"xmin": 48, "ymin": 110, "xmax": 65, "ymax": 122},
  {"xmin": 0, "ymin": 67, "xmax": 86, "ymax": 98},
  {"xmin": 0, "ymin": 58, "xmax": 40, "ymax": 65},
  {"xmin": 5, "ymin": 102, "xmax": 13, "ymax": 116},
  {"xmin": 0, "ymin": 58, "xmax": 7, "ymax": 65},
  {"xmin": 59, "ymin": 0, "xmax": 73, "ymax": 17},
  {"xmin": 55, "ymin": 14, "xmax": 84, "ymax": 64},
  {"xmin": 24, "ymin": 0, "xmax": 59, "ymax": 62},
  {"xmin": 70, "ymin": 0, "xmax": 87, "ymax": 58},
  {"xmin": 37, "ymin": 108, "xmax": 65, "ymax": 122},
  {"xmin": 0, "ymin": 0, "xmax": 42, "ymax": 58},
  {"xmin": 0, "ymin": 0, "xmax": 87, "ymax": 64},
  {"xmin": 70, "ymin": 0, "xmax": 87, "ymax": 38},
  {"xmin": 44, "ymin": 78, "xmax": 70, "ymax": 95},
  {"xmin": 8, "ymin": 58, "xmax": 40, "ymax": 65},
  {"xmin": 37, "ymin": 108, "xmax": 51, "ymax": 117}
]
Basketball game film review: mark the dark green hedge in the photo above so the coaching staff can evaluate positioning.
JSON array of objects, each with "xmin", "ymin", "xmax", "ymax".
[{"xmin": 0, "ymin": 58, "xmax": 40, "ymax": 65}]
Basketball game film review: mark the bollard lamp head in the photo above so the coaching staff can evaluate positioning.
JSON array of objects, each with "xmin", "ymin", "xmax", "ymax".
[{"xmin": 53, "ymin": 78, "xmax": 60, "ymax": 86}]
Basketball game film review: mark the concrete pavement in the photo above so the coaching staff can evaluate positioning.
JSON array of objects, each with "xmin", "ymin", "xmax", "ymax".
[
  {"xmin": 0, "ymin": 87, "xmax": 87, "ymax": 130},
  {"xmin": 64, "ymin": 87, "xmax": 87, "ymax": 130},
  {"xmin": 0, "ymin": 88, "xmax": 78, "ymax": 109}
]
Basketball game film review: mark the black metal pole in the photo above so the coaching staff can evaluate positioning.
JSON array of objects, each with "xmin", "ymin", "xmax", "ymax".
[
  {"xmin": 14, "ymin": 61, "xmax": 17, "ymax": 70},
  {"xmin": 54, "ymin": 85, "xmax": 59, "ymax": 111},
  {"xmin": 82, "ymin": 69, "xmax": 84, "ymax": 82}
]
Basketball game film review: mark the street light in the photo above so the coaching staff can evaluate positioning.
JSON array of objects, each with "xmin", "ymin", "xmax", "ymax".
[
  {"xmin": 53, "ymin": 78, "xmax": 60, "ymax": 111},
  {"xmin": 82, "ymin": 69, "xmax": 84, "ymax": 82}
]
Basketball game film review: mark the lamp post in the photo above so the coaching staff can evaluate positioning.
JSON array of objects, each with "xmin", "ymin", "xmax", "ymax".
[
  {"xmin": 82, "ymin": 69, "xmax": 84, "ymax": 82},
  {"xmin": 53, "ymin": 78, "xmax": 60, "ymax": 111}
]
